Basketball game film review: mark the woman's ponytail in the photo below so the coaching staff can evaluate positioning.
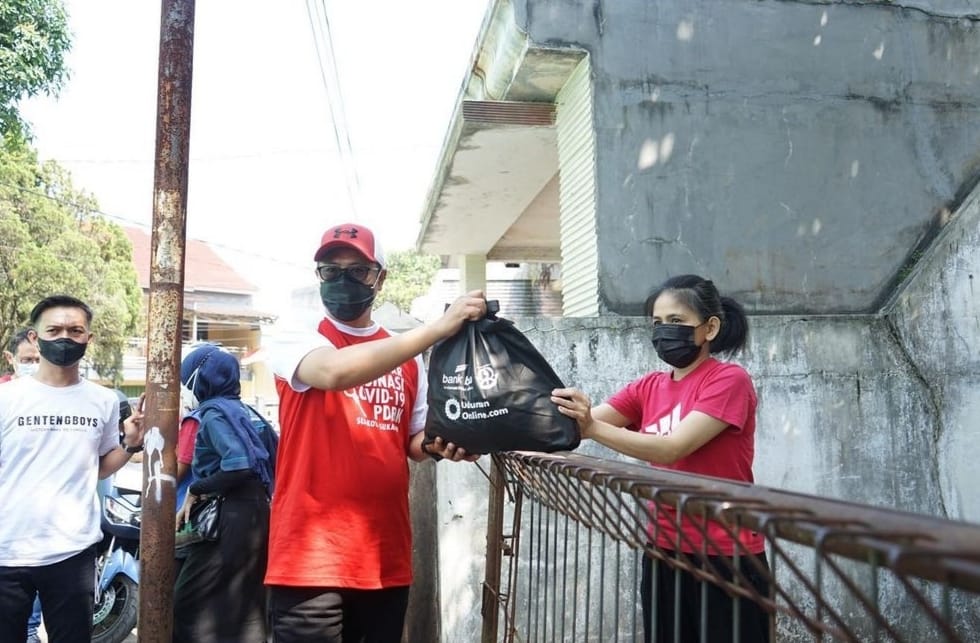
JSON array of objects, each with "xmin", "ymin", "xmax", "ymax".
[{"xmin": 710, "ymin": 296, "xmax": 749, "ymax": 355}]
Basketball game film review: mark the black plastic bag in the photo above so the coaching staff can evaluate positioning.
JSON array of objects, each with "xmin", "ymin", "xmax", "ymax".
[{"xmin": 423, "ymin": 302, "xmax": 579, "ymax": 455}]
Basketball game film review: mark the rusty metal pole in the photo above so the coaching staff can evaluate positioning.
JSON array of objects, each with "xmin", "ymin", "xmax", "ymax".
[{"xmin": 140, "ymin": 1, "xmax": 196, "ymax": 640}]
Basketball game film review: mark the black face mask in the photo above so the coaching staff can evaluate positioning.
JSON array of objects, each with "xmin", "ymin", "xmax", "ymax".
[
  {"xmin": 320, "ymin": 276, "xmax": 376, "ymax": 322},
  {"xmin": 37, "ymin": 337, "xmax": 88, "ymax": 367},
  {"xmin": 651, "ymin": 323, "xmax": 703, "ymax": 369}
]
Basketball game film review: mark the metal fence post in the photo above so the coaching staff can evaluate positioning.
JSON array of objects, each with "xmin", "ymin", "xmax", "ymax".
[{"xmin": 482, "ymin": 455, "xmax": 507, "ymax": 643}]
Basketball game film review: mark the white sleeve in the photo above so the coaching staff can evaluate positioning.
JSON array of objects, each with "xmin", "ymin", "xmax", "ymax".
[
  {"xmin": 408, "ymin": 354, "xmax": 428, "ymax": 435},
  {"xmin": 268, "ymin": 328, "xmax": 335, "ymax": 393}
]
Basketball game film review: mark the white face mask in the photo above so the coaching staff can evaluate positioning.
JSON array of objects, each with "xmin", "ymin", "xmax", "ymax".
[
  {"xmin": 180, "ymin": 368, "xmax": 201, "ymax": 412},
  {"xmin": 15, "ymin": 362, "xmax": 39, "ymax": 378}
]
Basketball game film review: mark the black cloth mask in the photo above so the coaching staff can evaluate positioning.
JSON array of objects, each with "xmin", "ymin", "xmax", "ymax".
[
  {"xmin": 651, "ymin": 323, "xmax": 703, "ymax": 369},
  {"xmin": 320, "ymin": 276, "xmax": 376, "ymax": 322},
  {"xmin": 37, "ymin": 337, "xmax": 88, "ymax": 367}
]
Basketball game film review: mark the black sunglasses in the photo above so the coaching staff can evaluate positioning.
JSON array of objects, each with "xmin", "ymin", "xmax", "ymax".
[{"xmin": 315, "ymin": 263, "xmax": 381, "ymax": 285}]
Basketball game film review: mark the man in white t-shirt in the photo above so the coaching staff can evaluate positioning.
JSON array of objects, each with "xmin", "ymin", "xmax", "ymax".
[{"xmin": 0, "ymin": 295, "xmax": 146, "ymax": 642}]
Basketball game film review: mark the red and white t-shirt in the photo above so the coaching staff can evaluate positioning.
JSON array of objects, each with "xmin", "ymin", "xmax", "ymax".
[
  {"xmin": 606, "ymin": 358, "xmax": 764, "ymax": 555},
  {"xmin": 265, "ymin": 317, "xmax": 426, "ymax": 589}
]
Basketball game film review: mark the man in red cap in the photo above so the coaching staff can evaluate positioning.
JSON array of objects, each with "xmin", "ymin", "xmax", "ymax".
[{"xmin": 266, "ymin": 222, "xmax": 486, "ymax": 642}]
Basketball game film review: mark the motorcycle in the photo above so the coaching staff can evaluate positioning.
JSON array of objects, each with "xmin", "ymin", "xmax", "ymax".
[{"xmin": 92, "ymin": 465, "xmax": 141, "ymax": 643}]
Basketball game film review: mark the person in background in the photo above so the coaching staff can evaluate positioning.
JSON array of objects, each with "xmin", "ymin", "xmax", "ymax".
[
  {"xmin": 172, "ymin": 344, "xmax": 275, "ymax": 643},
  {"xmin": 1, "ymin": 328, "xmax": 40, "ymax": 384},
  {"xmin": 173, "ymin": 352, "xmax": 278, "ymax": 578},
  {"xmin": 175, "ymin": 382, "xmax": 275, "ymax": 511},
  {"xmin": 175, "ymin": 387, "xmax": 200, "ymax": 509},
  {"xmin": 552, "ymin": 274, "xmax": 771, "ymax": 643},
  {"xmin": 0, "ymin": 295, "xmax": 146, "ymax": 642},
  {"xmin": 267, "ymin": 222, "xmax": 485, "ymax": 642},
  {"xmin": 0, "ymin": 328, "xmax": 43, "ymax": 643},
  {"xmin": 173, "ymin": 380, "xmax": 201, "ymax": 578}
]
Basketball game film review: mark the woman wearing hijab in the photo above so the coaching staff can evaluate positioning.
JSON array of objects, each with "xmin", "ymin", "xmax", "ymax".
[{"xmin": 173, "ymin": 344, "xmax": 275, "ymax": 643}]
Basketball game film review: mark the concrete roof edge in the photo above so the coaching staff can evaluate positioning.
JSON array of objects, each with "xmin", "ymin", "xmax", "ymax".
[
  {"xmin": 415, "ymin": 1, "xmax": 590, "ymax": 253},
  {"xmin": 416, "ymin": 0, "xmax": 528, "ymax": 251}
]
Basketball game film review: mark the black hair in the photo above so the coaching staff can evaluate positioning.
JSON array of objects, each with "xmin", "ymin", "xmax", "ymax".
[
  {"xmin": 644, "ymin": 274, "xmax": 749, "ymax": 355},
  {"xmin": 29, "ymin": 295, "xmax": 94, "ymax": 327},
  {"xmin": 6, "ymin": 328, "xmax": 32, "ymax": 355}
]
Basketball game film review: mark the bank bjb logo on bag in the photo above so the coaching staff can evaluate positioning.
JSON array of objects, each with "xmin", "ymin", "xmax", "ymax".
[{"xmin": 423, "ymin": 301, "xmax": 579, "ymax": 455}]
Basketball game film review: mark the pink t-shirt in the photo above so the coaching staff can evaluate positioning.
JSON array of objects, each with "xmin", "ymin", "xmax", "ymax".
[{"xmin": 607, "ymin": 358, "xmax": 764, "ymax": 555}]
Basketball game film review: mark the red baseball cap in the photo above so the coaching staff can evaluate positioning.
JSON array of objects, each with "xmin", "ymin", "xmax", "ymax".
[{"xmin": 314, "ymin": 223, "xmax": 387, "ymax": 268}]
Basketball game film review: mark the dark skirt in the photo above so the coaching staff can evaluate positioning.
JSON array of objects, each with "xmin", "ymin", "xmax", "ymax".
[{"xmin": 173, "ymin": 479, "xmax": 270, "ymax": 643}]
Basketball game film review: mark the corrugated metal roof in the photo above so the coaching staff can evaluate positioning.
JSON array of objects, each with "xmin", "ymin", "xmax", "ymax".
[
  {"xmin": 556, "ymin": 58, "xmax": 599, "ymax": 316},
  {"xmin": 428, "ymin": 278, "xmax": 562, "ymax": 319},
  {"xmin": 462, "ymin": 100, "xmax": 555, "ymax": 127},
  {"xmin": 185, "ymin": 303, "xmax": 275, "ymax": 323}
]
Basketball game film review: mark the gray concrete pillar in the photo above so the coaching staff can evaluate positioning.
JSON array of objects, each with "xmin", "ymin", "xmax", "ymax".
[{"xmin": 458, "ymin": 254, "xmax": 487, "ymax": 294}]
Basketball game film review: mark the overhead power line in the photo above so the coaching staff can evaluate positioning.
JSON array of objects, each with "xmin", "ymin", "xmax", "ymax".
[
  {"xmin": 46, "ymin": 148, "xmax": 336, "ymax": 164},
  {"xmin": 0, "ymin": 179, "xmax": 311, "ymax": 270},
  {"xmin": 305, "ymin": 0, "xmax": 361, "ymax": 220}
]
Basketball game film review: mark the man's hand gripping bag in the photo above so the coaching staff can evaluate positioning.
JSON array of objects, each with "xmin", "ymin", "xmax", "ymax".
[{"xmin": 423, "ymin": 303, "xmax": 579, "ymax": 455}]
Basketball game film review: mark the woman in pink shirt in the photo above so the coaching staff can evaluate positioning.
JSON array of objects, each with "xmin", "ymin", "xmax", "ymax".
[{"xmin": 553, "ymin": 274, "xmax": 770, "ymax": 643}]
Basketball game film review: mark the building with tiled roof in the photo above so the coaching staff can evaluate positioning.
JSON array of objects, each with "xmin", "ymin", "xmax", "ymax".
[{"xmin": 118, "ymin": 227, "xmax": 278, "ymax": 413}]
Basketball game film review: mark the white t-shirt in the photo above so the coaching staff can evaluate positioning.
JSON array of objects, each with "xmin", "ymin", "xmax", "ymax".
[
  {"xmin": 268, "ymin": 317, "xmax": 429, "ymax": 434},
  {"xmin": 0, "ymin": 376, "xmax": 119, "ymax": 565}
]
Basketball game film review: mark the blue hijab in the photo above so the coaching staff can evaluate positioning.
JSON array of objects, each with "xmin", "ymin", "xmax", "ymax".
[{"xmin": 181, "ymin": 344, "xmax": 273, "ymax": 494}]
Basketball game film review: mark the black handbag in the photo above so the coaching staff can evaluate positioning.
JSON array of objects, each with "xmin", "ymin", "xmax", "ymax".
[{"xmin": 174, "ymin": 495, "xmax": 222, "ymax": 551}]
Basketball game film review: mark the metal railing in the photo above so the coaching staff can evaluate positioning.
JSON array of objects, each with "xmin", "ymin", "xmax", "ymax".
[{"xmin": 481, "ymin": 452, "xmax": 980, "ymax": 642}]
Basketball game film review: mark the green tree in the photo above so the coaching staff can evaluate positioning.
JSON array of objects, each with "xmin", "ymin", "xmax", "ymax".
[
  {"xmin": 0, "ymin": 0, "xmax": 70, "ymax": 140},
  {"xmin": 375, "ymin": 249, "xmax": 441, "ymax": 314},
  {"xmin": 0, "ymin": 138, "xmax": 142, "ymax": 384}
]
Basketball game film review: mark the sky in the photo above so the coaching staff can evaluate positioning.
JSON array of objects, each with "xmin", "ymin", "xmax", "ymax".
[{"xmin": 20, "ymin": 0, "xmax": 489, "ymax": 309}]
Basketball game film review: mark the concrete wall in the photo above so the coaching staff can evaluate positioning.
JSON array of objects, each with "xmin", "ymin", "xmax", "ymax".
[
  {"xmin": 430, "ymin": 183, "xmax": 980, "ymax": 639},
  {"xmin": 423, "ymin": 1, "xmax": 980, "ymax": 638},
  {"xmin": 405, "ymin": 460, "xmax": 440, "ymax": 643},
  {"xmin": 886, "ymin": 184, "xmax": 980, "ymax": 523},
  {"xmin": 430, "ymin": 310, "xmax": 967, "ymax": 640},
  {"xmin": 514, "ymin": 0, "xmax": 980, "ymax": 314}
]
